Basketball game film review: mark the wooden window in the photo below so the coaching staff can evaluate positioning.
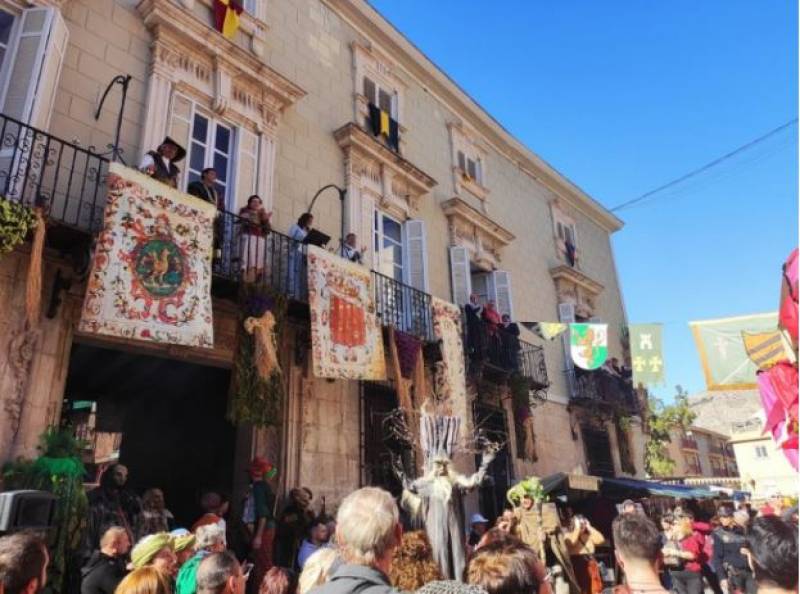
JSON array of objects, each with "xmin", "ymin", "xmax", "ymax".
[
  {"xmin": 187, "ymin": 112, "xmax": 235, "ymax": 209},
  {"xmin": 363, "ymin": 75, "xmax": 397, "ymax": 119}
]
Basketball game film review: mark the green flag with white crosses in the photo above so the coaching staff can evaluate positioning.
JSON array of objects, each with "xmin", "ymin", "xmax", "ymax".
[{"xmin": 629, "ymin": 324, "xmax": 665, "ymax": 386}]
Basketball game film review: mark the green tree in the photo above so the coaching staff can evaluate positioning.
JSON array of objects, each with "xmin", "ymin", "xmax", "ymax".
[{"xmin": 644, "ymin": 385, "xmax": 696, "ymax": 477}]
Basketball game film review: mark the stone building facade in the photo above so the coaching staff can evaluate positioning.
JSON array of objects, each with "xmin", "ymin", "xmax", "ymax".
[
  {"xmin": 0, "ymin": 0, "xmax": 646, "ymax": 520},
  {"xmin": 663, "ymin": 425, "xmax": 738, "ymax": 479}
]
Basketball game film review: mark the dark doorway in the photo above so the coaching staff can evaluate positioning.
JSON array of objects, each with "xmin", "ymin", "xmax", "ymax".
[
  {"xmin": 63, "ymin": 343, "xmax": 236, "ymax": 526},
  {"xmin": 581, "ymin": 426, "xmax": 615, "ymax": 477},
  {"xmin": 473, "ymin": 402, "xmax": 513, "ymax": 523},
  {"xmin": 360, "ymin": 382, "xmax": 413, "ymax": 497}
]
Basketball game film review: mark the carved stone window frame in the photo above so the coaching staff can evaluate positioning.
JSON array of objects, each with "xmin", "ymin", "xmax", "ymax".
[
  {"xmin": 441, "ymin": 197, "xmax": 514, "ymax": 271},
  {"xmin": 550, "ymin": 199, "xmax": 580, "ymax": 266},
  {"xmin": 138, "ymin": 0, "xmax": 305, "ymax": 210},
  {"xmin": 549, "ymin": 265, "xmax": 604, "ymax": 320},
  {"xmin": 351, "ymin": 42, "xmax": 408, "ymax": 149},
  {"xmin": 334, "ymin": 123, "xmax": 435, "ymax": 268},
  {"xmin": 448, "ymin": 121, "xmax": 489, "ymax": 207}
]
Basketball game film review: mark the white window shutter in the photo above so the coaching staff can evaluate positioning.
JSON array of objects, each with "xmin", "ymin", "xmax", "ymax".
[
  {"xmin": 558, "ymin": 302, "xmax": 577, "ymax": 397},
  {"xmin": 558, "ymin": 302, "xmax": 576, "ymax": 323},
  {"xmin": 235, "ymin": 127, "xmax": 258, "ymax": 211},
  {"xmin": 360, "ymin": 192, "xmax": 375, "ymax": 268},
  {"xmin": 2, "ymin": 7, "xmax": 68, "ymax": 128},
  {"xmin": 449, "ymin": 246, "xmax": 472, "ymax": 307},
  {"xmin": 491, "ymin": 270, "xmax": 513, "ymax": 319},
  {"xmin": 404, "ymin": 219, "xmax": 428, "ymax": 292},
  {"xmin": 168, "ymin": 94, "xmax": 192, "ymax": 191}
]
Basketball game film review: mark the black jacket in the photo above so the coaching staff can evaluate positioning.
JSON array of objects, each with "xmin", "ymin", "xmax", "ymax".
[
  {"xmin": 147, "ymin": 150, "xmax": 180, "ymax": 186},
  {"xmin": 187, "ymin": 180, "xmax": 221, "ymax": 208},
  {"xmin": 81, "ymin": 551, "xmax": 127, "ymax": 594},
  {"xmin": 712, "ymin": 526, "xmax": 749, "ymax": 579}
]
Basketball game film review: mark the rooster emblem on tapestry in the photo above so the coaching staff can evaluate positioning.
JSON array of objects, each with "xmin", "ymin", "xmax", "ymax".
[{"xmin": 79, "ymin": 164, "xmax": 215, "ymax": 348}]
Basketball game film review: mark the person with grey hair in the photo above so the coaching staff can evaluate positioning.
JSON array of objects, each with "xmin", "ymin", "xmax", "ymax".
[
  {"xmin": 177, "ymin": 523, "xmax": 227, "ymax": 594},
  {"xmin": 308, "ymin": 487, "xmax": 402, "ymax": 594},
  {"xmin": 196, "ymin": 551, "xmax": 244, "ymax": 594}
]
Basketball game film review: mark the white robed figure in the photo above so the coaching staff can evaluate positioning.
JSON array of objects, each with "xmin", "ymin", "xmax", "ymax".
[{"xmin": 395, "ymin": 415, "xmax": 497, "ymax": 580}]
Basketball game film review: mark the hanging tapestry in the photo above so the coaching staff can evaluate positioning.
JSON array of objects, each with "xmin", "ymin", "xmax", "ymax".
[
  {"xmin": 79, "ymin": 163, "xmax": 215, "ymax": 347},
  {"xmin": 431, "ymin": 297, "xmax": 467, "ymax": 408},
  {"xmin": 569, "ymin": 323, "xmax": 608, "ymax": 370},
  {"xmin": 689, "ymin": 312, "xmax": 778, "ymax": 391},
  {"xmin": 629, "ymin": 323, "xmax": 665, "ymax": 386},
  {"xmin": 307, "ymin": 245, "xmax": 385, "ymax": 379}
]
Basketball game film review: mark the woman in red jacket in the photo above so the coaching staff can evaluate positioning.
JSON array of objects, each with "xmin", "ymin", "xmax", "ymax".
[{"xmin": 663, "ymin": 515, "xmax": 704, "ymax": 594}]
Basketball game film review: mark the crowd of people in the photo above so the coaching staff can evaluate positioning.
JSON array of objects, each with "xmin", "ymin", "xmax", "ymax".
[
  {"xmin": 464, "ymin": 294, "xmax": 522, "ymax": 370},
  {"xmin": 0, "ymin": 464, "xmax": 797, "ymax": 594}
]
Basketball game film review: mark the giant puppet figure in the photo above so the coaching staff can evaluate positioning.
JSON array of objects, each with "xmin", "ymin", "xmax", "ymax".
[{"xmin": 394, "ymin": 414, "xmax": 497, "ymax": 580}]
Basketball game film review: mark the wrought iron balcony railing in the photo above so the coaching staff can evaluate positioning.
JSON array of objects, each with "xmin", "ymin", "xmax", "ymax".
[
  {"xmin": 214, "ymin": 211, "xmax": 436, "ymax": 341},
  {"xmin": 372, "ymin": 270, "xmax": 434, "ymax": 342},
  {"xmin": 0, "ymin": 113, "xmax": 109, "ymax": 233},
  {"xmin": 213, "ymin": 210, "xmax": 309, "ymax": 301},
  {"xmin": 465, "ymin": 320, "xmax": 549, "ymax": 388},
  {"xmin": 571, "ymin": 368, "xmax": 639, "ymax": 412}
]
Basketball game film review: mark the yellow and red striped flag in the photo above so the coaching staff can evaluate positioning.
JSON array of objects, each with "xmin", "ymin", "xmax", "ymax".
[{"xmin": 214, "ymin": 0, "xmax": 243, "ymax": 40}]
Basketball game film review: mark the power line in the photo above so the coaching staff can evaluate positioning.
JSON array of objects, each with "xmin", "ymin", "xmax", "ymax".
[{"xmin": 610, "ymin": 118, "xmax": 798, "ymax": 212}]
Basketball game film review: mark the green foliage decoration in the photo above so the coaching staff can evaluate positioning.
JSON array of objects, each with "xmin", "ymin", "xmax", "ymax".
[
  {"xmin": 228, "ymin": 285, "xmax": 287, "ymax": 427},
  {"xmin": 0, "ymin": 197, "xmax": 37, "ymax": 256},
  {"xmin": 644, "ymin": 387, "xmax": 697, "ymax": 477}
]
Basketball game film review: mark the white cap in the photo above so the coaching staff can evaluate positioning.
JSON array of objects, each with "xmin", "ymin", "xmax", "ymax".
[{"xmin": 470, "ymin": 513, "xmax": 489, "ymax": 525}]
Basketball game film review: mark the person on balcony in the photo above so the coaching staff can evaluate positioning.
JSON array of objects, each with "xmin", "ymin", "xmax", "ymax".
[
  {"xmin": 464, "ymin": 294, "xmax": 484, "ymax": 361},
  {"xmin": 187, "ymin": 168, "xmax": 225, "ymax": 262},
  {"xmin": 501, "ymin": 314, "xmax": 521, "ymax": 371},
  {"xmin": 482, "ymin": 301, "xmax": 501, "ymax": 334},
  {"xmin": 288, "ymin": 213, "xmax": 313, "ymax": 296},
  {"xmin": 340, "ymin": 232, "xmax": 366, "ymax": 264},
  {"xmin": 139, "ymin": 137, "xmax": 186, "ymax": 188},
  {"xmin": 238, "ymin": 195, "xmax": 272, "ymax": 283},
  {"xmin": 187, "ymin": 168, "xmax": 224, "ymax": 209}
]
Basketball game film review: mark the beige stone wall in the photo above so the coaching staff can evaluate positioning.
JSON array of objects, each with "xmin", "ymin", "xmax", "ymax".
[
  {"xmin": 0, "ymin": 249, "xmax": 75, "ymax": 461},
  {"xmin": 53, "ymin": 0, "xmax": 149, "ymax": 166},
  {"xmin": 1, "ymin": 0, "xmax": 641, "ymax": 486}
]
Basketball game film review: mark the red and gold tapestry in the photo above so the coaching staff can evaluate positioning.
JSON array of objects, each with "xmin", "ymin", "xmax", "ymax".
[
  {"xmin": 79, "ymin": 163, "xmax": 215, "ymax": 347},
  {"xmin": 307, "ymin": 245, "xmax": 385, "ymax": 379},
  {"xmin": 431, "ymin": 296, "xmax": 467, "ymax": 410}
]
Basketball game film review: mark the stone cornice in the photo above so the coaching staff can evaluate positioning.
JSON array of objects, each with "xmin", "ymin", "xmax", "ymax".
[
  {"xmin": 441, "ymin": 197, "xmax": 514, "ymax": 246},
  {"xmin": 334, "ymin": 122, "xmax": 436, "ymax": 197},
  {"xmin": 321, "ymin": 0, "xmax": 623, "ymax": 233},
  {"xmin": 549, "ymin": 264, "xmax": 604, "ymax": 297},
  {"xmin": 137, "ymin": 0, "xmax": 305, "ymax": 114}
]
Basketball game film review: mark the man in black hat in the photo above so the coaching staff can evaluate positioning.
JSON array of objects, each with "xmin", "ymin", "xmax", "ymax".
[
  {"xmin": 139, "ymin": 136, "xmax": 186, "ymax": 188},
  {"xmin": 713, "ymin": 505, "xmax": 755, "ymax": 594}
]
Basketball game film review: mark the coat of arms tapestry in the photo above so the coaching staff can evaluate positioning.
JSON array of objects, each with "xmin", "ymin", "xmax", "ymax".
[
  {"xmin": 79, "ymin": 163, "xmax": 215, "ymax": 347},
  {"xmin": 307, "ymin": 245, "xmax": 385, "ymax": 379}
]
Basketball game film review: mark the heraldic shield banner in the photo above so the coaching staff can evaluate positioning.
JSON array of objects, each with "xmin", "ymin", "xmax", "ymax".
[
  {"xmin": 79, "ymin": 163, "xmax": 215, "ymax": 348},
  {"xmin": 307, "ymin": 245, "xmax": 386, "ymax": 380},
  {"xmin": 570, "ymin": 323, "xmax": 608, "ymax": 370}
]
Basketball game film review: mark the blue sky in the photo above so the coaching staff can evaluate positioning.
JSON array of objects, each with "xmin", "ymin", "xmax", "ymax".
[{"xmin": 369, "ymin": 0, "xmax": 798, "ymax": 401}]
